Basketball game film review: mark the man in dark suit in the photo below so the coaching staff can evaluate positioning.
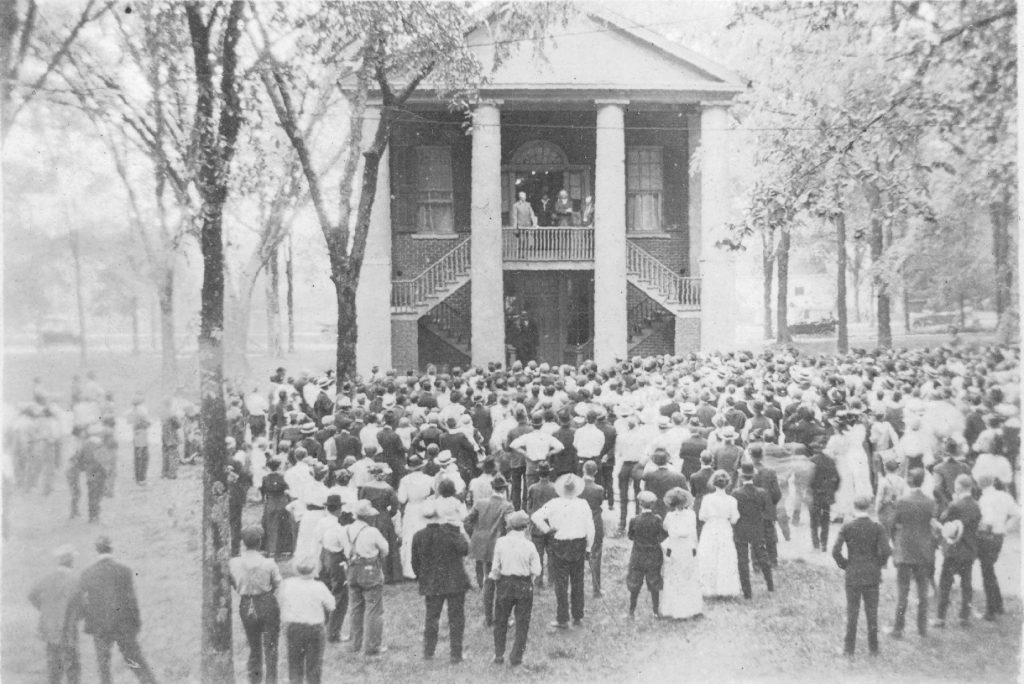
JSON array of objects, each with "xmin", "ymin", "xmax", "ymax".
[
  {"xmin": 376, "ymin": 423, "xmax": 407, "ymax": 488},
  {"xmin": 641, "ymin": 449, "xmax": 689, "ymax": 519},
  {"xmin": 749, "ymin": 446, "xmax": 784, "ymax": 566},
  {"xmin": 808, "ymin": 442, "xmax": 840, "ymax": 551},
  {"xmin": 732, "ymin": 464, "xmax": 774, "ymax": 599},
  {"xmin": 74, "ymin": 536, "xmax": 156, "ymax": 684},
  {"xmin": 688, "ymin": 451, "xmax": 714, "ymax": 538},
  {"xmin": 678, "ymin": 422, "xmax": 707, "ymax": 481},
  {"xmin": 832, "ymin": 495, "xmax": 892, "ymax": 656},
  {"xmin": 931, "ymin": 440, "xmax": 972, "ymax": 514},
  {"xmin": 439, "ymin": 418, "xmax": 479, "ymax": 485},
  {"xmin": 550, "ymin": 413, "xmax": 578, "ymax": 479},
  {"xmin": 888, "ymin": 467, "xmax": 938, "ymax": 638},
  {"xmin": 411, "ymin": 501, "xmax": 472, "ymax": 664},
  {"xmin": 934, "ymin": 473, "xmax": 982, "ymax": 628}
]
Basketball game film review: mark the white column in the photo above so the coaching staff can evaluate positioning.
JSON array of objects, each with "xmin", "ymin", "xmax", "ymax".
[
  {"xmin": 356, "ymin": 106, "xmax": 393, "ymax": 375},
  {"xmin": 698, "ymin": 103, "xmax": 737, "ymax": 351},
  {"xmin": 686, "ymin": 110, "xmax": 702, "ymax": 278},
  {"xmin": 470, "ymin": 101, "xmax": 505, "ymax": 367},
  {"xmin": 593, "ymin": 100, "xmax": 629, "ymax": 367}
]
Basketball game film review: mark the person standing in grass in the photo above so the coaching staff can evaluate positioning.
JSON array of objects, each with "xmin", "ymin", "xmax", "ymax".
[
  {"xmin": 465, "ymin": 475, "xmax": 514, "ymax": 626},
  {"xmin": 832, "ymin": 495, "xmax": 891, "ymax": 656},
  {"xmin": 343, "ymin": 500, "xmax": 390, "ymax": 656},
  {"xmin": 933, "ymin": 474, "xmax": 981, "ymax": 629},
  {"xmin": 490, "ymin": 510, "xmax": 541, "ymax": 667},
  {"xmin": 626, "ymin": 490, "xmax": 668, "ymax": 619},
  {"xmin": 126, "ymin": 395, "xmax": 151, "ymax": 486},
  {"xmin": 278, "ymin": 561, "xmax": 334, "ymax": 684},
  {"xmin": 411, "ymin": 501, "xmax": 472, "ymax": 663},
  {"xmin": 29, "ymin": 545, "xmax": 81, "ymax": 684},
  {"xmin": 230, "ymin": 526, "xmax": 282, "ymax": 684}
]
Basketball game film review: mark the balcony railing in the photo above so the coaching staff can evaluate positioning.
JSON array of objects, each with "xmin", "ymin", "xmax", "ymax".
[
  {"xmin": 502, "ymin": 227, "xmax": 594, "ymax": 262},
  {"xmin": 391, "ymin": 237, "xmax": 470, "ymax": 314}
]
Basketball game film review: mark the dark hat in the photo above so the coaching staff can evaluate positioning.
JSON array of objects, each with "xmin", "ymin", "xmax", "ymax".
[
  {"xmin": 739, "ymin": 463, "xmax": 755, "ymax": 480},
  {"xmin": 407, "ymin": 454, "xmax": 425, "ymax": 470},
  {"xmin": 491, "ymin": 475, "xmax": 509, "ymax": 491},
  {"xmin": 326, "ymin": 494, "xmax": 343, "ymax": 509}
]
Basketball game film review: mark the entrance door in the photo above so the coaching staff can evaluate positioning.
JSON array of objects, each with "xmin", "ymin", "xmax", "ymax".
[{"xmin": 505, "ymin": 271, "xmax": 593, "ymax": 365}]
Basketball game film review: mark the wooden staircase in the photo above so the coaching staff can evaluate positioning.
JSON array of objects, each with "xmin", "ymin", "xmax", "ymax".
[
  {"xmin": 626, "ymin": 241, "xmax": 700, "ymax": 316},
  {"xmin": 419, "ymin": 290, "xmax": 471, "ymax": 360},
  {"xmin": 391, "ymin": 237, "xmax": 471, "ymax": 317}
]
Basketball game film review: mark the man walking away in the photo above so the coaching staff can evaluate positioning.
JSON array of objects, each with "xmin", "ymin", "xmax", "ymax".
[
  {"xmin": 580, "ymin": 461, "xmax": 605, "ymax": 597},
  {"xmin": 344, "ymin": 500, "xmax": 390, "ymax": 656},
  {"xmin": 809, "ymin": 441, "xmax": 840, "ymax": 552},
  {"xmin": 411, "ymin": 501, "xmax": 472, "ymax": 664},
  {"xmin": 490, "ymin": 511, "xmax": 541, "ymax": 667},
  {"xmin": 832, "ymin": 496, "xmax": 891, "ymax": 656},
  {"xmin": 888, "ymin": 468, "xmax": 938, "ymax": 638},
  {"xmin": 74, "ymin": 536, "xmax": 157, "ymax": 684},
  {"xmin": 278, "ymin": 561, "xmax": 334, "ymax": 684},
  {"xmin": 229, "ymin": 525, "xmax": 282, "ymax": 684},
  {"xmin": 29, "ymin": 545, "xmax": 81, "ymax": 684},
  {"xmin": 732, "ymin": 464, "xmax": 775, "ymax": 599}
]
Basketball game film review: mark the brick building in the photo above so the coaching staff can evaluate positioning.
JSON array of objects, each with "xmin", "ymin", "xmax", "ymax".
[{"xmin": 353, "ymin": 7, "xmax": 743, "ymax": 375}]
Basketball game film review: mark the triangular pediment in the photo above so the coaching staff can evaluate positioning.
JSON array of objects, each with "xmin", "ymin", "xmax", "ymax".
[{"xmin": 466, "ymin": 5, "xmax": 744, "ymax": 96}]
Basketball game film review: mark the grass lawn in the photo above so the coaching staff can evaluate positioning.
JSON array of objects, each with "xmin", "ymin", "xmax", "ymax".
[{"xmin": 2, "ymin": 348, "xmax": 1020, "ymax": 683}]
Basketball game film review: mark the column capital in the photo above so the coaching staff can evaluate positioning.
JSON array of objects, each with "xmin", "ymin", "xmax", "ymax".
[{"xmin": 595, "ymin": 98, "xmax": 630, "ymax": 107}]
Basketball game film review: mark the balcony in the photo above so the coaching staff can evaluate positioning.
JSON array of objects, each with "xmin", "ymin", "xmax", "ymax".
[{"xmin": 502, "ymin": 227, "xmax": 594, "ymax": 268}]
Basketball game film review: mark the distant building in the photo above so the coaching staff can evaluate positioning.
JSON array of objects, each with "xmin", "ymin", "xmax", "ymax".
[{"xmin": 349, "ymin": 7, "xmax": 744, "ymax": 374}]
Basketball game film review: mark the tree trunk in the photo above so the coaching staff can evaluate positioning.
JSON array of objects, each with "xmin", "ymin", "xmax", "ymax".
[
  {"xmin": 68, "ymin": 228, "xmax": 88, "ymax": 365},
  {"xmin": 902, "ymin": 283, "xmax": 911, "ymax": 332},
  {"xmin": 224, "ymin": 275, "xmax": 255, "ymax": 381},
  {"xmin": 286, "ymin": 234, "xmax": 295, "ymax": 353},
  {"xmin": 333, "ymin": 263, "xmax": 359, "ymax": 381},
  {"xmin": 835, "ymin": 213, "xmax": 848, "ymax": 353},
  {"xmin": 131, "ymin": 296, "xmax": 140, "ymax": 356},
  {"xmin": 158, "ymin": 274, "xmax": 177, "ymax": 391},
  {"xmin": 761, "ymin": 230, "xmax": 774, "ymax": 341},
  {"xmin": 851, "ymin": 241, "xmax": 864, "ymax": 323},
  {"xmin": 198, "ymin": 207, "xmax": 232, "ymax": 684},
  {"xmin": 865, "ymin": 184, "xmax": 891, "ymax": 348},
  {"xmin": 266, "ymin": 246, "xmax": 283, "ymax": 358},
  {"xmin": 775, "ymin": 227, "xmax": 791, "ymax": 344},
  {"xmin": 991, "ymin": 198, "xmax": 1013, "ymax": 318}
]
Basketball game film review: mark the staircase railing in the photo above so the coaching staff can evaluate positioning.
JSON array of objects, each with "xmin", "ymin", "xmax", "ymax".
[
  {"xmin": 628, "ymin": 295, "xmax": 668, "ymax": 339},
  {"xmin": 424, "ymin": 297, "xmax": 470, "ymax": 346},
  {"xmin": 626, "ymin": 241, "xmax": 701, "ymax": 309},
  {"xmin": 391, "ymin": 237, "xmax": 471, "ymax": 313}
]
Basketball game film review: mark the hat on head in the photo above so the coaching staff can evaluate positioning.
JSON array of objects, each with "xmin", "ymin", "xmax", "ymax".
[
  {"xmin": 407, "ymin": 454, "xmax": 425, "ymax": 470},
  {"xmin": 326, "ymin": 494, "xmax": 342, "ymax": 509},
  {"xmin": 680, "ymin": 402, "xmax": 697, "ymax": 415},
  {"xmin": 353, "ymin": 499, "xmax": 379, "ymax": 519},
  {"xmin": 554, "ymin": 473, "xmax": 584, "ymax": 498},
  {"xmin": 435, "ymin": 450, "xmax": 454, "ymax": 466},
  {"xmin": 300, "ymin": 422, "xmax": 316, "ymax": 435},
  {"xmin": 637, "ymin": 490, "xmax": 657, "ymax": 507},
  {"xmin": 718, "ymin": 425, "xmax": 738, "ymax": 441},
  {"xmin": 739, "ymin": 463, "xmax": 755, "ymax": 480},
  {"xmin": 506, "ymin": 510, "xmax": 530, "ymax": 530},
  {"xmin": 491, "ymin": 475, "xmax": 509, "ymax": 491}
]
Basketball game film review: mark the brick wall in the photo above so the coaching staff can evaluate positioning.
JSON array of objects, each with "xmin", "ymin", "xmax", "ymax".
[
  {"xmin": 391, "ymin": 318, "xmax": 419, "ymax": 374},
  {"xmin": 392, "ymin": 235, "xmax": 465, "ymax": 279},
  {"xmin": 675, "ymin": 316, "xmax": 701, "ymax": 355},
  {"xmin": 629, "ymin": 317, "xmax": 675, "ymax": 357},
  {"xmin": 628, "ymin": 235, "xmax": 689, "ymax": 274}
]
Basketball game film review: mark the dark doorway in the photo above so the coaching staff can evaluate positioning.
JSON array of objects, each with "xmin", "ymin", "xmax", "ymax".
[
  {"xmin": 504, "ymin": 271, "xmax": 593, "ymax": 365},
  {"xmin": 515, "ymin": 172, "xmax": 562, "ymax": 225}
]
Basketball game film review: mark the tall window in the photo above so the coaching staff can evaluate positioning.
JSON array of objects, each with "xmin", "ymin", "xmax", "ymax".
[
  {"xmin": 415, "ymin": 146, "xmax": 454, "ymax": 233},
  {"xmin": 626, "ymin": 146, "xmax": 663, "ymax": 232}
]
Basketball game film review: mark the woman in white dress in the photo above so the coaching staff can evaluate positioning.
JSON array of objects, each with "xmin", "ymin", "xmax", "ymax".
[
  {"xmin": 661, "ymin": 487, "xmax": 703, "ymax": 619},
  {"xmin": 697, "ymin": 470, "xmax": 742, "ymax": 598},
  {"xmin": 396, "ymin": 454, "xmax": 434, "ymax": 579},
  {"xmin": 828, "ymin": 412, "xmax": 872, "ymax": 521}
]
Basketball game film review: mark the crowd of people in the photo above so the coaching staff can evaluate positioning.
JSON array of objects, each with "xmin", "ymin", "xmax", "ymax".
[{"xmin": 12, "ymin": 342, "xmax": 1022, "ymax": 682}]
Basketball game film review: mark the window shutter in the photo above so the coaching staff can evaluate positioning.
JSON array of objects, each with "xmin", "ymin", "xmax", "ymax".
[{"xmin": 391, "ymin": 146, "xmax": 417, "ymax": 232}]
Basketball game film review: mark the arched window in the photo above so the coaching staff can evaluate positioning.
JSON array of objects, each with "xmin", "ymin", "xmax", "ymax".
[{"xmin": 510, "ymin": 140, "xmax": 568, "ymax": 167}]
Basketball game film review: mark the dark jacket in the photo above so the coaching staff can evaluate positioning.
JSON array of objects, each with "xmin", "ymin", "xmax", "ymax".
[
  {"xmin": 932, "ymin": 459, "xmax": 971, "ymax": 512},
  {"xmin": 580, "ymin": 480, "xmax": 605, "ymax": 529},
  {"xmin": 832, "ymin": 515, "xmax": 892, "ymax": 586},
  {"xmin": 627, "ymin": 511, "xmax": 667, "ymax": 569},
  {"xmin": 332, "ymin": 432, "xmax": 362, "ymax": 462},
  {"xmin": 731, "ymin": 482, "xmax": 772, "ymax": 543},
  {"xmin": 75, "ymin": 557, "xmax": 141, "ymax": 637},
  {"xmin": 439, "ymin": 432, "xmax": 477, "ymax": 473},
  {"xmin": 642, "ymin": 467, "xmax": 689, "ymax": 519},
  {"xmin": 550, "ymin": 426, "xmax": 578, "ymax": 477},
  {"xmin": 678, "ymin": 437, "xmax": 707, "ymax": 480},
  {"xmin": 689, "ymin": 466, "xmax": 714, "ymax": 520},
  {"xmin": 809, "ymin": 453, "xmax": 840, "ymax": 504},
  {"xmin": 411, "ymin": 523, "xmax": 472, "ymax": 596},
  {"xmin": 465, "ymin": 495, "xmax": 514, "ymax": 562},
  {"xmin": 752, "ymin": 464, "xmax": 782, "ymax": 521},
  {"xmin": 892, "ymin": 490, "xmax": 938, "ymax": 566},
  {"xmin": 940, "ymin": 495, "xmax": 982, "ymax": 562}
]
